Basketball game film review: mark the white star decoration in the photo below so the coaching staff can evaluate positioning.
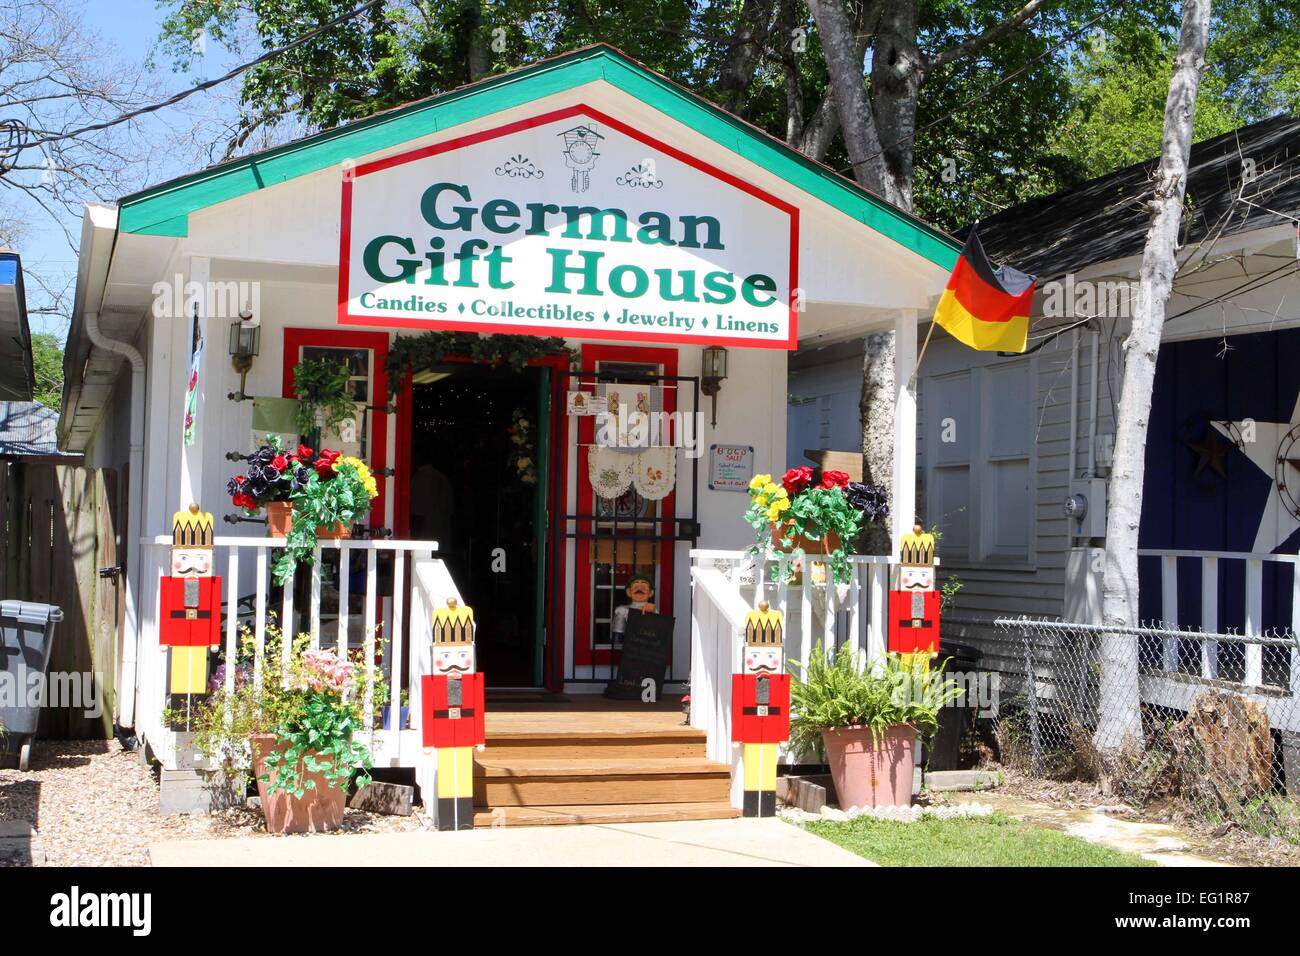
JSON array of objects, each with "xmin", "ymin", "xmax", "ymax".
[{"xmin": 1213, "ymin": 390, "xmax": 1300, "ymax": 554}]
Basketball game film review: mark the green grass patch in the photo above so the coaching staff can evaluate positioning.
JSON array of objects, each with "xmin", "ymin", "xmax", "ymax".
[{"xmin": 802, "ymin": 812, "xmax": 1156, "ymax": 867}]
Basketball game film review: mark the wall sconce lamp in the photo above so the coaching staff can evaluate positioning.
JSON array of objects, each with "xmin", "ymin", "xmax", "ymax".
[
  {"xmin": 228, "ymin": 308, "xmax": 261, "ymax": 401},
  {"xmin": 701, "ymin": 345, "xmax": 728, "ymax": 428}
]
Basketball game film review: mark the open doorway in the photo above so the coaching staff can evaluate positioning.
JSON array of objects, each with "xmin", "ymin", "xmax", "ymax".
[{"xmin": 407, "ymin": 363, "xmax": 550, "ymax": 687}]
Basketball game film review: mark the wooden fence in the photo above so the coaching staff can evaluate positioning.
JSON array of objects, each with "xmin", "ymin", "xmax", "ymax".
[{"xmin": 0, "ymin": 461, "xmax": 119, "ymax": 739}]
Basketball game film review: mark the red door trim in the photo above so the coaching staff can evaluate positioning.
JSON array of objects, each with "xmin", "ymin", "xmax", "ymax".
[
  {"xmin": 573, "ymin": 343, "xmax": 679, "ymax": 670},
  {"xmin": 281, "ymin": 327, "xmax": 390, "ymax": 529}
]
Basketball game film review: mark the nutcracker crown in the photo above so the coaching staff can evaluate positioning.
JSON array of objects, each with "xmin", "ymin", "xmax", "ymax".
[
  {"xmin": 432, "ymin": 598, "xmax": 475, "ymax": 646},
  {"xmin": 745, "ymin": 601, "xmax": 783, "ymax": 647},
  {"xmin": 899, "ymin": 522, "xmax": 935, "ymax": 567},
  {"xmin": 172, "ymin": 503, "xmax": 215, "ymax": 549}
]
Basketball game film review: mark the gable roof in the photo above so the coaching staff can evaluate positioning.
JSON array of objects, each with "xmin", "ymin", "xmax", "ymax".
[
  {"xmin": 0, "ymin": 250, "xmax": 34, "ymax": 401},
  {"xmin": 116, "ymin": 44, "xmax": 959, "ymax": 271},
  {"xmin": 972, "ymin": 113, "xmax": 1300, "ymax": 279}
]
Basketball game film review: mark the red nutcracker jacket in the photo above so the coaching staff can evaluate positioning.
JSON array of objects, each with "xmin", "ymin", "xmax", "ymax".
[
  {"xmin": 421, "ymin": 673, "xmax": 486, "ymax": 749},
  {"xmin": 731, "ymin": 673, "xmax": 790, "ymax": 744},
  {"xmin": 887, "ymin": 589, "xmax": 940, "ymax": 655},
  {"xmin": 159, "ymin": 576, "xmax": 222, "ymax": 647}
]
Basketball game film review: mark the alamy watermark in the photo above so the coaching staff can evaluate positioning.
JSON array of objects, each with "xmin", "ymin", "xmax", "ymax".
[
  {"xmin": 151, "ymin": 274, "xmax": 261, "ymax": 321},
  {"xmin": 0, "ymin": 667, "xmax": 104, "ymax": 720},
  {"xmin": 1040, "ymin": 272, "xmax": 1141, "ymax": 320}
]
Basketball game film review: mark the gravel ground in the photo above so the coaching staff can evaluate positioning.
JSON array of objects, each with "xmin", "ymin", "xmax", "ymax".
[{"xmin": 0, "ymin": 740, "xmax": 426, "ymax": 866}]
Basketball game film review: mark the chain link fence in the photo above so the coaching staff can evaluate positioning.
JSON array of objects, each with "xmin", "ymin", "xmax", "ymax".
[{"xmin": 952, "ymin": 616, "xmax": 1300, "ymax": 842}]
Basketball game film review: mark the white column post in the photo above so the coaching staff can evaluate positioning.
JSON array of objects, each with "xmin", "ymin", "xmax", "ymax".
[
  {"xmin": 892, "ymin": 310, "xmax": 919, "ymax": 553},
  {"xmin": 179, "ymin": 255, "xmax": 211, "ymax": 509}
]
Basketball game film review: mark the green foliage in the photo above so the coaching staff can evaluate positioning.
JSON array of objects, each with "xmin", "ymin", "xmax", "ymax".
[
  {"xmin": 272, "ymin": 456, "xmax": 377, "ymax": 583},
  {"xmin": 803, "ymin": 812, "xmax": 1156, "ymax": 866},
  {"xmin": 190, "ymin": 621, "xmax": 386, "ymax": 798},
  {"xmin": 385, "ymin": 330, "xmax": 574, "ymax": 396},
  {"xmin": 30, "ymin": 332, "xmax": 63, "ymax": 411},
  {"xmin": 788, "ymin": 644, "xmax": 965, "ymax": 758},
  {"xmin": 292, "ymin": 358, "xmax": 355, "ymax": 438},
  {"xmin": 745, "ymin": 472, "xmax": 865, "ymax": 584}
]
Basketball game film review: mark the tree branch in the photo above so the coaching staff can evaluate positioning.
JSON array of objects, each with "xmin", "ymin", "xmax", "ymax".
[{"xmin": 927, "ymin": 0, "xmax": 1053, "ymax": 71}]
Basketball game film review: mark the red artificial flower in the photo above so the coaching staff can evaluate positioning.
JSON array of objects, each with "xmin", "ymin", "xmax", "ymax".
[
  {"xmin": 782, "ymin": 466, "xmax": 814, "ymax": 496},
  {"xmin": 820, "ymin": 470, "xmax": 851, "ymax": 490},
  {"xmin": 314, "ymin": 449, "xmax": 342, "ymax": 478},
  {"xmin": 296, "ymin": 444, "xmax": 314, "ymax": 460},
  {"xmin": 232, "ymin": 493, "xmax": 256, "ymax": 510},
  {"xmin": 271, "ymin": 453, "xmax": 289, "ymax": 471}
]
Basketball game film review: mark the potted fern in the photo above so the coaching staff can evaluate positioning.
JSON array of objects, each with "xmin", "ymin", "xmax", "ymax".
[
  {"xmin": 789, "ymin": 645, "xmax": 963, "ymax": 809},
  {"xmin": 293, "ymin": 358, "xmax": 357, "ymax": 442}
]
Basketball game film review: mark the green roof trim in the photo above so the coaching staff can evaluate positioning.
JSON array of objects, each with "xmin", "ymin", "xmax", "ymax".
[{"xmin": 118, "ymin": 45, "xmax": 959, "ymax": 270}]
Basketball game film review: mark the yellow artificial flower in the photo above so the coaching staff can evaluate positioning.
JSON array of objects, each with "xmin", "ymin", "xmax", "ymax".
[
  {"xmin": 765, "ymin": 504, "xmax": 783, "ymax": 522},
  {"xmin": 750, "ymin": 473, "xmax": 771, "ymax": 490},
  {"xmin": 772, "ymin": 496, "xmax": 790, "ymax": 512},
  {"xmin": 763, "ymin": 482, "xmax": 781, "ymax": 497}
]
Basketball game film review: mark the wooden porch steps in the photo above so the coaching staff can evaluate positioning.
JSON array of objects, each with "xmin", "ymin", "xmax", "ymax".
[
  {"xmin": 472, "ymin": 705, "xmax": 737, "ymax": 826},
  {"xmin": 472, "ymin": 802, "xmax": 740, "ymax": 828}
]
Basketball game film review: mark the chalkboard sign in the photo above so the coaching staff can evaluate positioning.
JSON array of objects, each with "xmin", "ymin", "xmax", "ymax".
[{"xmin": 605, "ymin": 612, "xmax": 675, "ymax": 701}]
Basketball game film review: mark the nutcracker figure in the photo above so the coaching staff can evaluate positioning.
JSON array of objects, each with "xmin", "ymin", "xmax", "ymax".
[
  {"xmin": 420, "ymin": 598, "xmax": 484, "ymax": 831},
  {"xmin": 888, "ymin": 522, "xmax": 940, "ymax": 661},
  {"xmin": 731, "ymin": 602, "xmax": 789, "ymax": 818},
  {"xmin": 159, "ymin": 503, "xmax": 222, "ymax": 729}
]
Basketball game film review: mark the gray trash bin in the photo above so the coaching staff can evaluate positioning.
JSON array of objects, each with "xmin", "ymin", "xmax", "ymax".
[{"xmin": 0, "ymin": 601, "xmax": 63, "ymax": 771}]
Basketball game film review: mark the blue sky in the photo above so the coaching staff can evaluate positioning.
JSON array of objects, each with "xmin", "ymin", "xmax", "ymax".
[{"xmin": 19, "ymin": 0, "xmax": 243, "ymax": 338}]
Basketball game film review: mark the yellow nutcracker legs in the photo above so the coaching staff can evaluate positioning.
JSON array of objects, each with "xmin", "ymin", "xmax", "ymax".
[
  {"xmin": 166, "ymin": 646, "xmax": 209, "ymax": 730},
  {"xmin": 741, "ymin": 742, "xmax": 778, "ymax": 817},
  {"xmin": 435, "ymin": 745, "xmax": 475, "ymax": 831}
]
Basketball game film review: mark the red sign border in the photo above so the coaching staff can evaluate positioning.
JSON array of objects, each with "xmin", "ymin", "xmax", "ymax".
[{"xmin": 337, "ymin": 103, "xmax": 799, "ymax": 350}]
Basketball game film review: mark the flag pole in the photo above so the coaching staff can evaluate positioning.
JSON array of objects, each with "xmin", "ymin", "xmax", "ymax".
[{"xmin": 910, "ymin": 318, "xmax": 938, "ymax": 385}]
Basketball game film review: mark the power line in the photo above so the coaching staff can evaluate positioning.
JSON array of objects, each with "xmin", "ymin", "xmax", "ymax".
[{"xmin": 5, "ymin": 0, "xmax": 384, "ymax": 160}]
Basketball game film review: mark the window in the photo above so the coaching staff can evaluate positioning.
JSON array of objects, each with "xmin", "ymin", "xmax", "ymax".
[{"xmin": 924, "ymin": 358, "xmax": 1036, "ymax": 565}]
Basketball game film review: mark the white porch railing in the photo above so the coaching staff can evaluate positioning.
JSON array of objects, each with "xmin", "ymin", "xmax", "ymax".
[
  {"xmin": 689, "ymin": 550, "xmax": 903, "ymax": 792},
  {"xmin": 1138, "ymin": 548, "xmax": 1300, "ymax": 695},
  {"xmin": 137, "ymin": 535, "xmax": 455, "ymax": 771}
]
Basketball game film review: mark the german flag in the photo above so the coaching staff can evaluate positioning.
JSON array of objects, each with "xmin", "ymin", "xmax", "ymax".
[{"xmin": 933, "ymin": 226, "xmax": 1035, "ymax": 353}]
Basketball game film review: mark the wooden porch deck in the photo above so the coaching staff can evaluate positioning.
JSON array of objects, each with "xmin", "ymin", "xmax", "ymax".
[{"xmin": 473, "ymin": 694, "xmax": 739, "ymax": 827}]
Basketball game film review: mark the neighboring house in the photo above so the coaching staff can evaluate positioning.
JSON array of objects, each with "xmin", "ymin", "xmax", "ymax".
[
  {"xmin": 57, "ymin": 46, "xmax": 958, "ymax": 815},
  {"xmin": 0, "ymin": 255, "xmax": 103, "ymax": 739},
  {"xmin": 0, "ymin": 249, "xmax": 35, "ymax": 402},
  {"xmin": 789, "ymin": 113, "xmax": 1300, "ymax": 688}
]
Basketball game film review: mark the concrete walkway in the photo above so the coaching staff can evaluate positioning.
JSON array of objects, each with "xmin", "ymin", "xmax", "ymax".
[{"xmin": 149, "ymin": 817, "xmax": 874, "ymax": 867}]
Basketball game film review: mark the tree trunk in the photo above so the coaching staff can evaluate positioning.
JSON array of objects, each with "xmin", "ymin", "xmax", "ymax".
[
  {"xmin": 869, "ymin": 0, "xmax": 924, "ymax": 210},
  {"xmin": 804, "ymin": 0, "xmax": 887, "ymax": 195},
  {"xmin": 718, "ymin": 0, "xmax": 776, "ymax": 117},
  {"xmin": 1097, "ymin": 0, "xmax": 1211, "ymax": 753},
  {"xmin": 859, "ymin": 332, "xmax": 896, "ymax": 553}
]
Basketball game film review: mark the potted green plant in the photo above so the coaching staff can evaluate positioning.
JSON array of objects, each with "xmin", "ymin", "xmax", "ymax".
[
  {"xmin": 191, "ymin": 623, "xmax": 385, "ymax": 834},
  {"xmin": 272, "ymin": 451, "xmax": 379, "ymax": 583},
  {"xmin": 789, "ymin": 645, "xmax": 964, "ymax": 809},
  {"xmin": 293, "ymin": 358, "xmax": 357, "ymax": 441},
  {"xmin": 745, "ymin": 468, "xmax": 869, "ymax": 583}
]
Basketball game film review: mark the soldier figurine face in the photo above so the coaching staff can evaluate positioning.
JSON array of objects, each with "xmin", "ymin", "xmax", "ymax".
[
  {"xmin": 744, "ymin": 643, "xmax": 782, "ymax": 676},
  {"xmin": 433, "ymin": 643, "xmax": 474, "ymax": 677},
  {"xmin": 171, "ymin": 547, "xmax": 212, "ymax": 577},
  {"xmin": 899, "ymin": 565, "xmax": 934, "ymax": 591}
]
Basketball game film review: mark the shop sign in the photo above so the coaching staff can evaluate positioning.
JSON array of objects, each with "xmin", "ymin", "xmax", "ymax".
[{"xmin": 339, "ymin": 106, "xmax": 797, "ymax": 349}]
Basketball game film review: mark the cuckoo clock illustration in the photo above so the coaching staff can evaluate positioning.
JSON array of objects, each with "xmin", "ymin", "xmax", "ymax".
[
  {"xmin": 888, "ymin": 523, "xmax": 940, "ymax": 660},
  {"xmin": 558, "ymin": 122, "xmax": 603, "ymax": 193},
  {"xmin": 420, "ymin": 598, "xmax": 484, "ymax": 831},
  {"xmin": 159, "ymin": 504, "xmax": 222, "ymax": 728},
  {"xmin": 730, "ymin": 601, "xmax": 789, "ymax": 818}
]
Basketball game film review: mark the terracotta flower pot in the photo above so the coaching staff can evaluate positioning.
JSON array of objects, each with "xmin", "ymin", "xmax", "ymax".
[
  {"xmin": 250, "ymin": 734, "xmax": 347, "ymax": 834},
  {"xmin": 821, "ymin": 724, "xmax": 915, "ymax": 809},
  {"xmin": 315, "ymin": 522, "xmax": 352, "ymax": 540},
  {"xmin": 265, "ymin": 501, "xmax": 293, "ymax": 537},
  {"xmin": 770, "ymin": 520, "xmax": 841, "ymax": 555}
]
